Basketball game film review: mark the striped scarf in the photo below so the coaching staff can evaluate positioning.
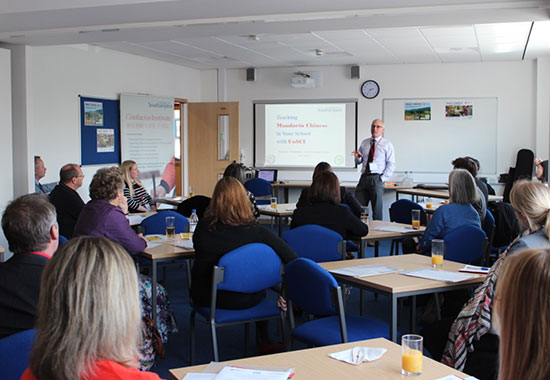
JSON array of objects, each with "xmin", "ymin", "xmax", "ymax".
[{"xmin": 441, "ymin": 237, "xmax": 517, "ymax": 370}]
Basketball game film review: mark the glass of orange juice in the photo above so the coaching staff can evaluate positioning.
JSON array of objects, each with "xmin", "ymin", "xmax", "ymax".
[
  {"xmin": 270, "ymin": 197, "xmax": 277, "ymax": 209},
  {"xmin": 411, "ymin": 210, "xmax": 420, "ymax": 230},
  {"xmin": 402, "ymin": 334, "xmax": 423, "ymax": 376},
  {"xmin": 431, "ymin": 239, "xmax": 444, "ymax": 269}
]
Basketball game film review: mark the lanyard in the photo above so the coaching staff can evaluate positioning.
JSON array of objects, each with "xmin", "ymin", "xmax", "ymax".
[{"xmin": 369, "ymin": 137, "xmax": 382, "ymax": 160}]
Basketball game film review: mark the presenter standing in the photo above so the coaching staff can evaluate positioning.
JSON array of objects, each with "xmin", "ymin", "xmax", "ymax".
[{"xmin": 352, "ymin": 119, "xmax": 395, "ymax": 220}]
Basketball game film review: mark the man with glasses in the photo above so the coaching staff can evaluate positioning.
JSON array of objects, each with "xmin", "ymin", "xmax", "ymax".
[
  {"xmin": 352, "ymin": 119, "xmax": 396, "ymax": 221},
  {"xmin": 49, "ymin": 164, "xmax": 85, "ymax": 238}
]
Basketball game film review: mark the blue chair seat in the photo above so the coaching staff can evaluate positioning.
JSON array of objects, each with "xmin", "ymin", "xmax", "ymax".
[
  {"xmin": 193, "ymin": 298, "xmax": 281, "ymax": 324},
  {"xmin": 282, "ymin": 225, "xmax": 345, "ymax": 262},
  {"xmin": 292, "ymin": 316, "xmax": 388, "ymax": 346},
  {"xmin": 0, "ymin": 329, "xmax": 36, "ymax": 380}
]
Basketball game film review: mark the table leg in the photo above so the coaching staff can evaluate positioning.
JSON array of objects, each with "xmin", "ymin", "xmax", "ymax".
[
  {"xmin": 375, "ymin": 241, "xmax": 379, "ymax": 257},
  {"xmin": 284, "ymin": 187, "xmax": 289, "ymax": 204},
  {"xmin": 391, "ymin": 295, "xmax": 398, "ymax": 342},
  {"xmin": 410, "ymin": 295, "xmax": 416, "ymax": 332},
  {"xmin": 278, "ymin": 216, "xmax": 283, "ymax": 237},
  {"xmin": 359, "ymin": 289, "xmax": 364, "ymax": 316},
  {"xmin": 152, "ymin": 259, "xmax": 158, "ymax": 327}
]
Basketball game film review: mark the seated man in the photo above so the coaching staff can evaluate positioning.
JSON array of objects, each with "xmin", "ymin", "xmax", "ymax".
[
  {"xmin": 34, "ymin": 156, "xmax": 56, "ymax": 194},
  {"xmin": 535, "ymin": 157, "xmax": 548, "ymax": 183},
  {"xmin": 0, "ymin": 194, "xmax": 59, "ymax": 338},
  {"xmin": 49, "ymin": 163, "xmax": 85, "ymax": 238}
]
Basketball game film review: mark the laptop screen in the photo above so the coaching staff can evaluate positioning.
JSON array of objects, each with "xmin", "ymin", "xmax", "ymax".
[{"xmin": 257, "ymin": 169, "xmax": 277, "ymax": 183}]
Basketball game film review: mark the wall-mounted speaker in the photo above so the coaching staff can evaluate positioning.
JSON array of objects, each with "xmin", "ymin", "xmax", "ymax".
[
  {"xmin": 350, "ymin": 65, "xmax": 360, "ymax": 79},
  {"xmin": 246, "ymin": 68, "xmax": 256, "ymax": 82}
]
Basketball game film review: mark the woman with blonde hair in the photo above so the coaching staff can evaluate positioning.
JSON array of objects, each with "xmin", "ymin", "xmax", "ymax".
[
  {"xmin": 441, "ymin": 180, "xmax": 550, "ymax": 380},
  {"xmin": 21, "ymin": 236, "xmax": 164, "ymax": 380},
  {"xmin": 190, "ymin": 177, "xmax": 296, "ymax": 352},
  {"xmin": 121, "ymin": 160, "xmax": 156, "ymax": 213},
  {"xmin": 495, "ymin": 248, "xmax": 550, "ymax": 380}
]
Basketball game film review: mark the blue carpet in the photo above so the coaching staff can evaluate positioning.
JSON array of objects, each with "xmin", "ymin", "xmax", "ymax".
[{"xmin": 149, "ymin": 229, "xmax": 421, "ymax": 379}]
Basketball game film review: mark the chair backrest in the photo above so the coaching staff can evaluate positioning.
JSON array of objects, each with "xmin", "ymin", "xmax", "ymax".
[
  {"xmin": 176, "ymin": 195, "xmax": 211, "ymax": 218},
  {"xmin": 282, "ymin": 225, "xmax": 344, "ymax": 262},
  {"xmin": 141, "ymin": 210, "xmax": 189, "ymax": 235},
  {"xmin": 285, "ymin": 257, "xmax": 340, "ymax": 316},
  {"xmin": 58, "ymin": 235, "xmax": 68, "ymax": 246},
  {"xmin": 444, "ymin": 225, "xmax": 487, "ymax": 264},
  {"xmin": 389, "ymin": 199, "xmax": 427, "ymax": 225},
  {"xmin": 244, "ymin": 178, "xmax": 271, "ymax": 197},
  {"xmin": 215, "ymin": 243, "xmax": 282, "ymax": 294},
  {"xmin": 482, "ymin": 209, "xmax": 496, "ymax": 247},
  {"xmin": 0, "ymin": 329, "xmax": 36, "ymax": 380}
]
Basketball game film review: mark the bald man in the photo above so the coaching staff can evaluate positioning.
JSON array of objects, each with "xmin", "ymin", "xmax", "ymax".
[
  {"xmin": 49, "ymin": 164, "xmax": 85, "ymax": 238},
  {"xmin": 352, "ymin": 119, "xmax": 396, "ymax": 220}
]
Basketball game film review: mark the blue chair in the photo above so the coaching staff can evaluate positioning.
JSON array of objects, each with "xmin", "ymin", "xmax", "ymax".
[
  {"xmin": 0, "ymin": 329, "xmax": 36, "ymax": 380},
  {"xmin": 444, "ymin": 225, "xmax": 487, "ymax": 264},
  {"xmin": 140, "ymin": 210, "xmax": 189, "ymax": 235},
  {"xmin": 339, "ymin": 204, "xmax": 359, "ymax": 254},
  {"xmin": 244, "ymin": 178, "xmax": 271, "ymax": 205},
  {"xmin": 282, "ymin": 225, "xmax": 345, "ymax": 262},
  {"xmin": 189, "ymin": 243, "xmax": 286, "ymax": 363},
  {"xmin": 389, "ymin": 199, "xmax": 427, "ymax": 255},
  {"xmin": 58, "ymin": 235, "xmax": 68, "ymax": 246},
  {"xmin": 482, "ymin": 209, "xmax": 496, "ymax": 265},
  {"xmin": 285, "ymin": 258, "xmax": 388, "ymax": 346}
]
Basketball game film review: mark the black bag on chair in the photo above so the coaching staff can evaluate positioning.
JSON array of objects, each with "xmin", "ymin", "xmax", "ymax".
[
  {"xmin": 502, "ymin": 148, "xmax": 534, "ymax": 202},
  {"xmin": 176, "ymin": 195, "xmax": 211, "ymax": 219}
]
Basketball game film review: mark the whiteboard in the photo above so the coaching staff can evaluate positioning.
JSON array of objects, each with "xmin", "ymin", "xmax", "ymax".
[{"xmin": 383, "ymin": 97, "xmax": 497, "ymax": 175}]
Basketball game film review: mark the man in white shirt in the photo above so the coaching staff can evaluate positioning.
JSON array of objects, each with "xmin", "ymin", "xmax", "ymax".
[
  {"xmin": 352, "ymin": 119, "xmax": 396, "ymax": 220},
  {"xmin": 34, "ymin": 156, "xmax": 56, "ymax": 194}
]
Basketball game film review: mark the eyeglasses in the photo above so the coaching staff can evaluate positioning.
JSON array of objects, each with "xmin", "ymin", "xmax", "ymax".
[{"xmin": 371, "ymin": 124, "xmax": 384, "ymax": 128}]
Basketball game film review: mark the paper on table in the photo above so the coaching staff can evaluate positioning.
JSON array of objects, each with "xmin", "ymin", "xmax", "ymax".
[
  {"xmin": 172, "ymin": 240, "xmax": 194, "ymax": 249},
  {"xmin": 257, "ymin": 205, "xmax": 273, "ymax": 210},
  {"xmin": 434, "ymin": 376, "xmax": 479, "ymax": 380},
  {"xmin": 147, "ymin": 241, "xmax": 162, "ymax": 249},
  {"xmin": 212, "ymin": 366, "xmax": 293, "ymax": 380},
  {"xmin": 128, "ymin": 214, "xmax": 145, "ymax": 225},
  {"xmin": 329, "ymin": 265, "xmax": 398, "ymax": 278},
  {"xmin": 371, "ymin": 225, "xmax": 415, "ymax": 233},
  {"xmin": 328, "ymin": 346, "xmax": 387, "ymax": 365},
  {"xmin": 402, "ymin": 268, "xmax": 477, "ymax": 283},
  {"xmin": 182, "ymin": 374, "xmax": 216, "ymax": 380},
  {"xmin": 459, "ymin": 265, "xmax": 490, "ymax": 274}
]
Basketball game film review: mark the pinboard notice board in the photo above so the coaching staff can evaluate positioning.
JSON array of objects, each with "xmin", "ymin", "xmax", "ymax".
[
  {"xmin": 80, "ymin": 96, "xmax": 120, "ymax": 165},
  {"xmin": 382, "ymin": 97, "xmax": 497, "ymax": 175}
]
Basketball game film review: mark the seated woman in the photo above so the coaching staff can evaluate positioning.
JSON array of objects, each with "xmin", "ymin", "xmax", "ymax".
[
  {"xmin": 296, "ymin": 161, "xmax": 362, "ymax": 218},
  {"xmin": 440, "ymin": 180, "xmax": 550, "ymax": 380},
  {"xmin": 452, "ymin": 157, "xmax": 487, "ymax": 220},
  {"xmin": 191, "ymin": 177, "xmax": 296, "ymax": 349},
  {"xmin": 223, "ymin": 162, "xmax": 260, "ymax": 218},
  {"xmin": 404, "ymin": 169, "xmax": 481, "ymax": 254},
  {"xmin": 291, "ymin": 171, "xmax": 368, "ymax": 240},
  {"xmin": 121, "ymin": 160, "xmax": 156, "ymax": 213},
  {"xmin": 22, "ymin": 236, "xmax": 163, "ymax": 380},
  {"xmin": 495, "ymin": 248, "xmax": 550, "ymax": 380},
  {"xmin": 74, "ymin": 167, "xmax": 177, "ymax": 369}
]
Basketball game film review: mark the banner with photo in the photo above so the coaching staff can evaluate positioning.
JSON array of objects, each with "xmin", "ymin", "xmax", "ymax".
[
  {"xmin": 445, "ymin": 101, "xmax": 473, "ymax": 119},
  {"xmin": 120, "ymin": 94, "xmax": 175, "ymax": 195}
]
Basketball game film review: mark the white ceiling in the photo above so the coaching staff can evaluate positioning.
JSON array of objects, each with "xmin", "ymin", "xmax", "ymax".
[{"xmin": 0, "ymin": 0, "xmax": 549, "ymax": 69}]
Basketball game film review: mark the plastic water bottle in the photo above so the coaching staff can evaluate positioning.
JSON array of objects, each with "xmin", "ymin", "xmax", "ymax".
[
  {"xmin": 189, "ymin": 209, "xmax": 199, "ymax": 233},
  {"xmin": 403, "ymin": 171, "xmax": 409, "ymax": 186},
  {"xmin": 409, "ymin": 171, "xmax": 414, "ymax": 186}
]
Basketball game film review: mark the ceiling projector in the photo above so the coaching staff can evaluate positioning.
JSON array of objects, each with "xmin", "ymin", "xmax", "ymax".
[{"xmin": 291, "ymin": 71, "xmax": 315, "ymax": 88}]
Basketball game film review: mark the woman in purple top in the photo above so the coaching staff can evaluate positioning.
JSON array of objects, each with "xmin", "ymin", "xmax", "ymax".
[
  {"xmin": 74, "ymin": 167, "xmax": 146, "ymax": 254},
  {"xmin": 74, "ymin": 167, "xmax": 177, "ymax": 370}
]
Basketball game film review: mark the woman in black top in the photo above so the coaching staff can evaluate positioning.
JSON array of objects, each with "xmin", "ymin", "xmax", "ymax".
[
  {"xmin": 291, "ymin": 171, "xmax": 368, "ymax": 240},
  {"xmin": 296, "ymin": 162, "xmax": 362, "ymax": 217},
  {"xmin": 191, "ymin": 176, "xmax": 296, "ymax": 309}
]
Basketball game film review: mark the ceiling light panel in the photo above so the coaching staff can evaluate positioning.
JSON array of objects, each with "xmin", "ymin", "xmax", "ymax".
[
  {"xmin": 366, "ymin": 27, "xmax": 440, "ymax": 62},
  {"xmin": 315, "ymin": 29, "xmax": 399, "ymax": 64},
  {"xmin": 475, "ymin": 22, "xmax": 530, "ymax": 60}
]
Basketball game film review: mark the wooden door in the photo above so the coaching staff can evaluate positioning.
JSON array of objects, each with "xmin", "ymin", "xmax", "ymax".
[{"xmin": 188, "ymin": 102, "xmax": 239, "ymax": 197}]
